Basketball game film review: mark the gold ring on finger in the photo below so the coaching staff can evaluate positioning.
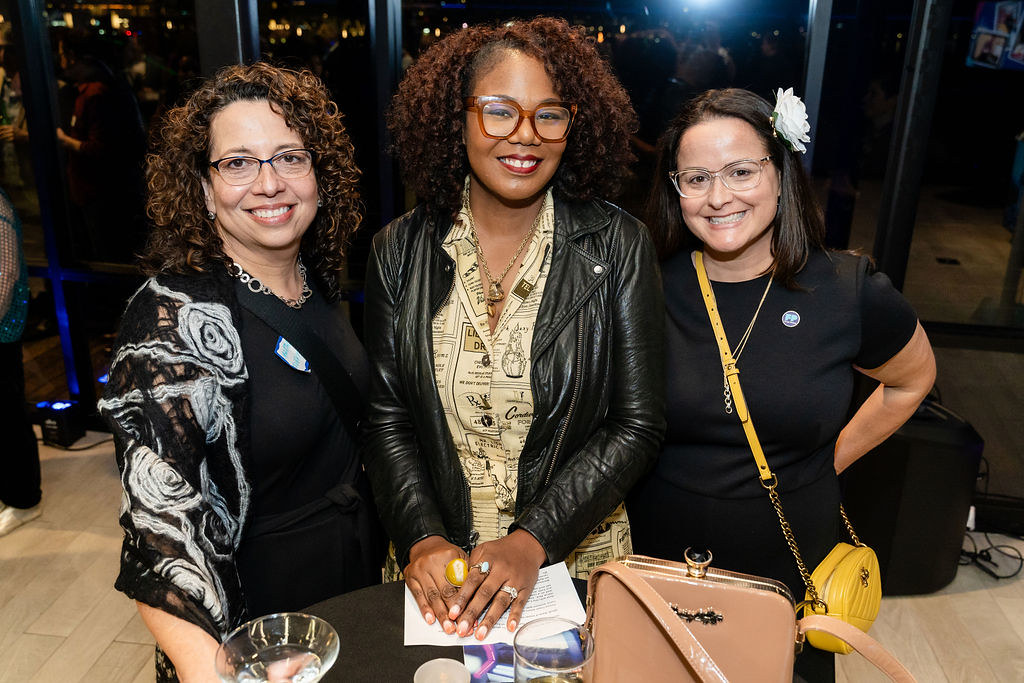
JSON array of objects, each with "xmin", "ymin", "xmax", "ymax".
[{"xmin": 445, "ymin": 558, "xmax": 469, "ymax": 586}]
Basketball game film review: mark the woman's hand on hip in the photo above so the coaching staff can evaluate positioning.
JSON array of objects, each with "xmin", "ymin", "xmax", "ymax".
[
  {"xmin": 404, "ymin": 535, "xmax": 466, "ymax": 634},
  {"xmin": 450, "ymin": 529, "xmax": 547, "ymax": 640}
]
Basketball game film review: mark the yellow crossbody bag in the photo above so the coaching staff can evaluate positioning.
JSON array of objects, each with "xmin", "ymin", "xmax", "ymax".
[
  {"xmin": 694, "ymin": 251, "xmax": 882, "ymax": 655},
  {"xmin": 803, "ymin": 539, "xmax": 882, "ymax": 653}
]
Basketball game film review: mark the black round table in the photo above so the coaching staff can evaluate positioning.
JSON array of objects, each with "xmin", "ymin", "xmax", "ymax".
[{"xmin": 304, "ymin": 579, "xmax": 588, "ymax": 682}]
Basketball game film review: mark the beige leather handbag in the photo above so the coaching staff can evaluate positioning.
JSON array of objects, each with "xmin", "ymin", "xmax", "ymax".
[{"xmin": 585, "ymin": 552, "xmax": 916, "ymax": 683}]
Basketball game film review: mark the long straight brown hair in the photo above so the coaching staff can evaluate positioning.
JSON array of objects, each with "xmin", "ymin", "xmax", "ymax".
[{"xmin": 645, "ymin": 88, "xmax": 825, "ymax": 289}]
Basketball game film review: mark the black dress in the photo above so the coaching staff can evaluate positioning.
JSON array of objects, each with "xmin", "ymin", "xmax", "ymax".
[
  {"xmin": 627, "ymin": 249, "xmax": 918, "ymax": 682},
  {"xmin": 233, "ymin": 281, "xmax": 383, "ymax": 618}
]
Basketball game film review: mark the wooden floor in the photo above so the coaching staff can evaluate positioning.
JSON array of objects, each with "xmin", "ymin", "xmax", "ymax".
[
  {"xmin": 0, "ymin": 431, "xmax": 154, "ymax": 683},
  {"xmin": 0, "ymin": 429, "xmax": 1022, "ymax": 681}
]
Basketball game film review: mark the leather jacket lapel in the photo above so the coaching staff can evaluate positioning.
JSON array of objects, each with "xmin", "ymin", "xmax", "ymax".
[
  {"xmin": 427, "ymin": 217, "xmax": 457, "ymax": 318},
  {"xmin": 532, "ymin": 198, "xmax": 612, "ymax": 359}
]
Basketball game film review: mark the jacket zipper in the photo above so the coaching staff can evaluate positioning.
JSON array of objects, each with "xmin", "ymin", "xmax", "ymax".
[
  {"xmin": 432, "ymin": 256, "xmax": 456, "ymax": 318},
  {"xmin": 543, "ymin": 307, "xmax": 586, "ymax": 487},
  {"xmin": 432, "ymin": 250, "xmax": 472, "ymax": 546}
]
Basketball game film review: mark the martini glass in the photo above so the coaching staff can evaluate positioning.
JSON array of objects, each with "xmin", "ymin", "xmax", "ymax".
[
  {"xmin": 215, "ymin": 612, "xmax": 339, "ymax": 683},
  {"xmin": 512, "ymin": 617, "xmax": 593, "ymax": 682}
]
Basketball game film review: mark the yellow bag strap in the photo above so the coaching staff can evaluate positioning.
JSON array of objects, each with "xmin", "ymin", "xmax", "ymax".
[
  {"xmin": 693, "ymin": 251, "xmax": 774, "ymax": 484},
  {"xmin": 693, "ymin": 251, "xmax": 824, "ymax": 608},
  {"xmin": 694, "ymin": 252, "xmax": 863, "ymax": 545}
]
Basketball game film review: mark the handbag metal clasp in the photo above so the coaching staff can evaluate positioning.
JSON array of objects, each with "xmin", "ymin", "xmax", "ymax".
[{"xmin": 683, "ymin": 547, "xmax": 713, "ymax": 578}]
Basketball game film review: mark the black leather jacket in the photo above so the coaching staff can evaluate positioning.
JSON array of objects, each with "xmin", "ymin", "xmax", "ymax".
[{"xmin": 363, "ymin": 195, "xmax": 665, "ymax": 567}]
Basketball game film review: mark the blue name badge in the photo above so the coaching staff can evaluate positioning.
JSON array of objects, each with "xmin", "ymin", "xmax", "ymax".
[{"xmin": 275, "ymin": 336, "xmax": 310, "ymax": 373}]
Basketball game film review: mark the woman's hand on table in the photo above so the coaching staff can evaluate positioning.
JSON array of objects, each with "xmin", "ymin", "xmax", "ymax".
[
  {"xmin": 405, "ymin": 535, "xmax": 467, "ymax": 634},
  {"xmin": 449, "ymin": 529, "xmax": 547, "ymax": 640}
]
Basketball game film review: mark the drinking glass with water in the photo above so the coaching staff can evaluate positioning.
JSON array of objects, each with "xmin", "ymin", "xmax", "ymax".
[
  {"xmin": 215, "ymin": 612, "xmax": 339, "ymax": 683},
  {"xmin": 512, "ymin": 617, "xmax": 594, "ymax": 682}
]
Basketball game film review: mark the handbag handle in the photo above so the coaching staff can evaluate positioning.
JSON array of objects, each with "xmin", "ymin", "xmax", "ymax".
[
  {"xmin": 798, "ymin": 615, "xmax": 917, "ymax": 682},
  {"xmin": 586, "ymin": 562, "xmax": 728, "ymax": 683}
]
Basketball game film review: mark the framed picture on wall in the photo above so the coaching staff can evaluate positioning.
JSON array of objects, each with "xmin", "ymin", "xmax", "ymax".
[
  {"xmin": 971, "ymin": 30, "xmax": 1008, "ymax": 66},
  {"xmin": 969, "ymin": 0, "xmax": 1024, "ymax": 69}
]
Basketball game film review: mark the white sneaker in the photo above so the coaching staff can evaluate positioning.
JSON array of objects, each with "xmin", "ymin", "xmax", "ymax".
[{"xmin": 0, "ymin": 503, "xmax": 42, "ymax": 537}]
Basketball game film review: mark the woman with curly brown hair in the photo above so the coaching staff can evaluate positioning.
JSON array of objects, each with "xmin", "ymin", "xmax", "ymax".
[
  {"xmin": 98, "ymin": 63, "xmax": 383, "ymax": 682},
  {"xmin": 363, "ymin": 17, "xmax": 665, "ymax": 642}
]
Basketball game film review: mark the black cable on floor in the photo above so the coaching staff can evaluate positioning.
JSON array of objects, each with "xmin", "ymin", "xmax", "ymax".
[{"xmin": 960, "ymin": 531, "xmax": 1024, "ymax": 579}]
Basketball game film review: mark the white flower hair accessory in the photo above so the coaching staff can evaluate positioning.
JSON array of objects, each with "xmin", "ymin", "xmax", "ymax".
[{"xmin": 771, "ymin": 87, "xmax": 811, "ymax": 154}]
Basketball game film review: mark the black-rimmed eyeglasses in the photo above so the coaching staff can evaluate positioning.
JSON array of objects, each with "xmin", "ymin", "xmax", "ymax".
[
  {"xmin": 209, "ymin": 148, "xmax": 315, "ymax": 186},
  {"xmin": 464, "ymin": 96, "xmax": 577, "ymax": 143}
]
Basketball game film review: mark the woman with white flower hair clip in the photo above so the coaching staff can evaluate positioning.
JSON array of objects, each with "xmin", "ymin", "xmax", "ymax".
[
  {"xmin": 627, "ymin": 87, "xmax": 935, "ymax": 681},
  {"xmin": 98, "ymin": 63, "xmax": 384, "ymax": 683}
]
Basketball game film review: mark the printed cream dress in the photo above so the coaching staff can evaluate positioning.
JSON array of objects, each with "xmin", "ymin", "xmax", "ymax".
[{"xmin": 427, "ymin": 187, "xmax": 631, "ymax": 579}]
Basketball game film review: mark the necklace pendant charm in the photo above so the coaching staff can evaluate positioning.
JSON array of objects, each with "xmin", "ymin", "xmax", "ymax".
[
  {"xmin": 486, "ymin": 301, "xmax": 496, "ymax": 317},
  {"xmin": 487, "ymin": 282, "xmax": 504, "ymax": 303}
]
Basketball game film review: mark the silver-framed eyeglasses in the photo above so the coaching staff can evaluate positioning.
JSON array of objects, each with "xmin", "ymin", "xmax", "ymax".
[
  {"xmin": 209, "ymin": 148, "xmax": 315, "ymax": 186},
  {"xmin": 464, "ymin": 96, "xmax": 578, "ymax": 143},
  {"xmin": 669, "ymin": 156, "xmax": 772, "ymax": 198}
]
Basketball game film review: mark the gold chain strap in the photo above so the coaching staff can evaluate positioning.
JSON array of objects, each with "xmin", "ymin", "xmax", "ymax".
[
  {"xmin": 762, "ymin": 478, "xmax": 823, "ymax": 608},
  {"xmin": 840, "ymin": 504, "xmax": 862, "ymax": 546},
  {"xmin": 764, "ymin": 483, "xmax": 863, "ymax": 610}
]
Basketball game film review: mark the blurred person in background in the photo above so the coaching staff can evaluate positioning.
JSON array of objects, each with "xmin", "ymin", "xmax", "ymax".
[
  {"xmin": 54, "ymin": 30, "xmax": 146, "ymax": 262},
  {"xmin": 0, "ymin": 186, "xmax": 42, "ymax": 537},
  {"xmin": 0, "ymin": 32, "xmax": 29, "ymax": 194}
]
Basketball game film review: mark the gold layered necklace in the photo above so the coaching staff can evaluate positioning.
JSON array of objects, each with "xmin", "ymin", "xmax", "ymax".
[
  {"xmin": 465, "ymin": 201, "xmax": 543, "ymax": 318},
  {"xmin": 713, "ymin": 271, "xmax": 773, "ymax": 414}
]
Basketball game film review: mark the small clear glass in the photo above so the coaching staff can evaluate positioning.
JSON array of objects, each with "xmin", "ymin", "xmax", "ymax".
[
  {"xmin": 512, "ymin": 617, "xmax": 594, "ymax": 682},
  {"xmin": 413, "ymin": 657, "xmax": 471, "ymax": 682},
  {"xmin": 215, "ymin": 612, "xmax": 339, "ymax": 683}
]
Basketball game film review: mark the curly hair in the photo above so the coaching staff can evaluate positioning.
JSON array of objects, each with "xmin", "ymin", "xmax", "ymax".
[
  {"xmin": 645, "ymin": 88, "xmax": 825, "ymax": 289},
  {"xmin": 387, "ymin": 17, "xmax": 638, "ymax": 223},
  {"xmin": 141, "ymin": 62, "xmax": 362, "ymax": 302}
]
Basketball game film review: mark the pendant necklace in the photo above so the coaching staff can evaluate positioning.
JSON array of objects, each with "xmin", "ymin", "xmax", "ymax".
[
  {"xmin": 718, "ymin": 273, "xmax": 773, "ymax": 414},
  {"xmin": 230, "ymin": 259, "xmax": 311, "ymax": 309},
  {"xmin": 466, "ymin": 202, "xmax": 543, "ymax": 318}
]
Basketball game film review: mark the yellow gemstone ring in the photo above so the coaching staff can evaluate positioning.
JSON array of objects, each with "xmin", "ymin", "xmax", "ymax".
[{"xmin": 445, "ymin": 558, "xmax": 469, "ymax": 587}]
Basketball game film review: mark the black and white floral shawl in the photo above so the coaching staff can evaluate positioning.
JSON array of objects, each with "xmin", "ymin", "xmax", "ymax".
[{"xmin": 99, "ymin": 270, "xmax": 253, "ymax": 641}]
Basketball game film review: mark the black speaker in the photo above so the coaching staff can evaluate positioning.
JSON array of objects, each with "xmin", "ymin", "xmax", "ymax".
[
  {"xmin": 842, "ymin": 400, "xmax": 983, "ymax": 595},
  {"xmin": 974, "ymin": 493, "xmax": 1024, "ymax": 536},
  {"xmin": 37, "ymin": 400, "xmax": 86, "ymax": 448}
]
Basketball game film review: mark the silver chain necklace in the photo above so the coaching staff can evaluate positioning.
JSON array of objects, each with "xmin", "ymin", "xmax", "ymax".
[{"xmin": 230, "ymin": 259, "xmax": 311, "ymax": 309}]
